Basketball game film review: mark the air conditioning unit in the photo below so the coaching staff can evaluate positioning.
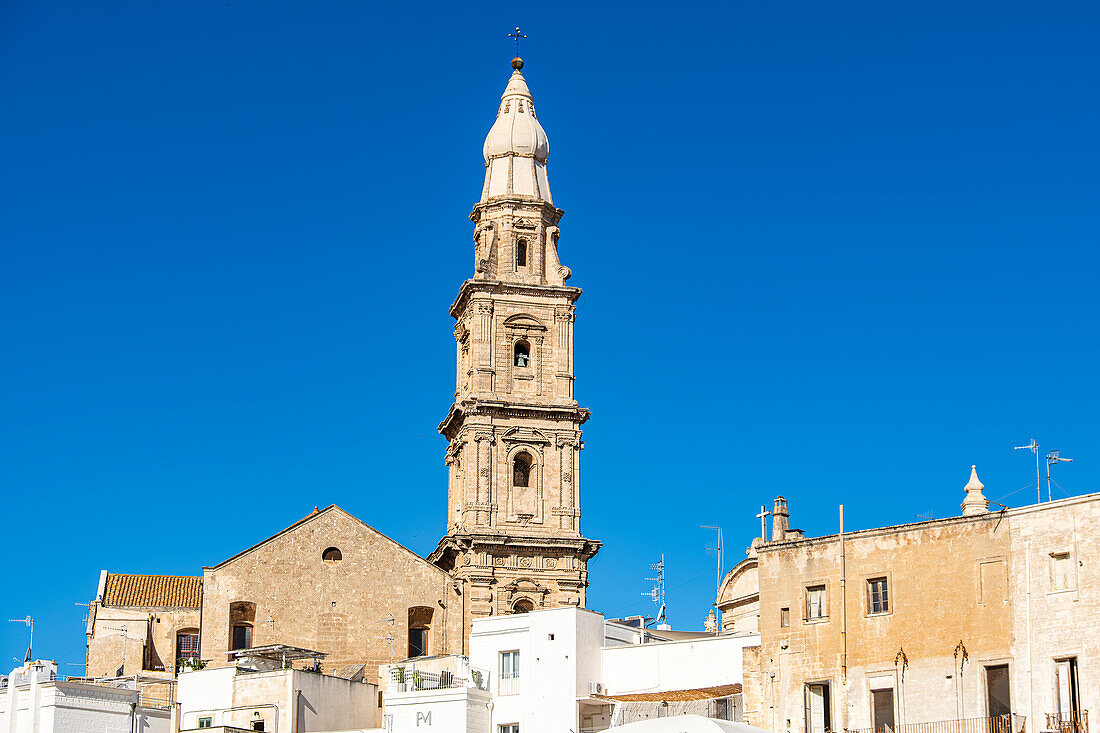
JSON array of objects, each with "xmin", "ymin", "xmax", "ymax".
[{"xmin": 589, "ymin": 681, "xmax": 604, "ymax": 696}]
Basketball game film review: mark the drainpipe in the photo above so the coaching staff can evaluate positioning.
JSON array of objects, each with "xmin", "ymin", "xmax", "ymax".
[
  {"xmin": 129, "ymin": 701, "xmax": 137, "ymax": 733},
  {"xmin": 1026, "ymin": 541, "xmax": 1033, "ymax": 732},
  {"xmin": 840, "ymin": 506, "xmax": 848, "ymax": 732},
  {"xmin": 293, "ymin": 688, "xmax": 301, "ymax": 733}
]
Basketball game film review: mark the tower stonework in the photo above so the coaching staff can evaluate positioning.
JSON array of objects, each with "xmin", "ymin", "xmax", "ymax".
[{"xmin": 428, "ymin": 59, "xmax": 600, "ymax": 628}]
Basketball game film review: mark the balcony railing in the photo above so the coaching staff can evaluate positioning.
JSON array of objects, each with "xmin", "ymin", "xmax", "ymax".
[
  {"xmin": 1047, "ymin": 711, "xmax": 1088, "ymax": 733},
  {"xmin": 499, "ymin": 675, "xmax": 519, "ymax": 696},
  {"xmin": 384, "ymin": 657, "xmax": 490, "ymax": 693},
  {"xmin": 848, "ymin": 714, "xmax": 1026, "ymax": 733}
]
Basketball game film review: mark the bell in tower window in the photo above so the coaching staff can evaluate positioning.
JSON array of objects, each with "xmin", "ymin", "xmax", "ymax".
[{"xmin": 514, "ymin": 340, "xmax": 530, "ymax": 368}]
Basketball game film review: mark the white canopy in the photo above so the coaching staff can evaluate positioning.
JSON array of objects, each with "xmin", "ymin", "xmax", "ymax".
[{"xmin": 610, "ymin": 715, "xmax": 771, "ymax": 733}]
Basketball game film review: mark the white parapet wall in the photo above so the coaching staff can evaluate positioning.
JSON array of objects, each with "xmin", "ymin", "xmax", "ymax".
[
  {"xmin": 1, "ymin": 661, "xmax": 171, "ymax": 733},
  {"xmin": 601, "ymin": 632, "xmax": 760, "ymax": 695},
  {"xmin": 384, "ymin": 685, "xmax": 491, "ymax": 733},
  {"xmin": 178, "ymin": 665, "xmax": 378, "ymax": 732}
]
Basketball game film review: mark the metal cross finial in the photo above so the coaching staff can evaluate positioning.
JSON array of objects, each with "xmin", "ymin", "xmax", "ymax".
[
  {"xmin": 756, "ymin": 505, "xmax": 771, "ymax": 542},
  {"xmin": 509, "ymin": 27, "xmax": 526, "ymax": 57}
]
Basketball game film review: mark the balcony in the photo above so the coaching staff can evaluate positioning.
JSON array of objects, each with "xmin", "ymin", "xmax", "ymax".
[
  {"xmin": 848, "ymin": 714, "xmax": 1026, "ymax": 733},
  {"xmin": 499, "ymin": 675, "xmax": 520, "ymax": 696},
  {"xmin": 383, "ymin": 656, "xmax": 490, "ymax": 694},
  {"xmin": 1047, "ymin": 711, "xmax": 1089, "ymax": 733}
]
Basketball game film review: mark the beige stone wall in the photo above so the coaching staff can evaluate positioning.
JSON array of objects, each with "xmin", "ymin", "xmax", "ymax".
[
  {"xmin": 718, "ymin": 557, "xmax": 760, "ymax": 633},
  {"xmin": 86, "ymin": 605, "xmax": 200, "ymax": 677},
  {"xmin": 1007, "ymin": 494, "xmax": 1100, "ymax": 730},
  {"xmin": 200, "ymin": 507, "xmax": 462, "ymax": 681},
  {"xmin": 435, "ymin": 197, "xmax": 599, "ymax": 631},
  {"xmin": 754, "ymin": 513, "xmax": 1012, "ymax": 733}
]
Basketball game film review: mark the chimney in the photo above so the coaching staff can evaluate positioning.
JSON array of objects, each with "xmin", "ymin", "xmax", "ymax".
[{"xmin": 772, "ymin": 496, "xmax": 790, "ymax": 541}]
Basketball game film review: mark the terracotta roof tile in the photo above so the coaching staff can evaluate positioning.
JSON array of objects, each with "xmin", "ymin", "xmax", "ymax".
[
  {"xmin": 101, "ymin": 574, "xmax": 202, "ymax": 608},
  {"xmin": 599, "ymin": 683, "xmax": 742, "ymax": 703}
]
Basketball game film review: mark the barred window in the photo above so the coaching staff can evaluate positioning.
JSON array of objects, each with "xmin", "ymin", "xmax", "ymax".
[
  {"xmin": 176, "ymin": 632, "xmax": 200, "ymax": 659},
  {"xmin": 868, "ymin": 577, "xmax": 889, "ymax": 614}
]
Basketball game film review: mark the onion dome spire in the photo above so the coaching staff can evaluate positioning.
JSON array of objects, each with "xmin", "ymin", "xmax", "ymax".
[{"xmin": 480, "ymin": 49, "xmax": 552, "ymax": 204}]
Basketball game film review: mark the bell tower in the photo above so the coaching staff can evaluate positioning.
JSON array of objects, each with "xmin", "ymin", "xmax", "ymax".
[{"xmin": 428, "ymin": 55, "xmax": 600, "ymax": 626}]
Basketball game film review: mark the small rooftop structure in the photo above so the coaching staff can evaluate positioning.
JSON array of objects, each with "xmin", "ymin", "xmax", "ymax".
[{"xmin": 227, "ymin": 643, "xmax": 325, "ymax": 672}]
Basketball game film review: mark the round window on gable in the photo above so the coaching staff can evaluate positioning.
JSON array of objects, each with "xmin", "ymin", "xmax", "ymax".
[{"xmin": 322, "ymin": 547, "xmax": 342, "ymax": 565}]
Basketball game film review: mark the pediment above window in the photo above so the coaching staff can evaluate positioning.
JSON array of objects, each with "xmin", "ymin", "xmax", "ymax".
[
  {"xmin": 501, "ymin": 427, "xmax": 551, "ymax": 444},
  {"xmin": 502, "ymin": 313, "xmax": 547, "ymax": 331}
]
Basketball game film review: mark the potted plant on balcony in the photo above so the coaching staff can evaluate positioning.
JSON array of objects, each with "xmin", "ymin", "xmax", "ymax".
[{"xmin": 394, "ymin": 665, "xmax": 407, "ymax": 692}]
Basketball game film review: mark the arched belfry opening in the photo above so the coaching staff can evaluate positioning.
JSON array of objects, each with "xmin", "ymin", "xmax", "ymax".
[
  {"xmin": 513, "ymin": 452, "xmax": 532, "ymax": 488},
  {"xmin": 514, "ymin": 340, "xmax": 530, "ymax": 368}
]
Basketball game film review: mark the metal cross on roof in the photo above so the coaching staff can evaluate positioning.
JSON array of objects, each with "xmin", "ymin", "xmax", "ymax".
[{"xmin": 509, "ymin": 27, "xmax": 526, "ymax": 57}]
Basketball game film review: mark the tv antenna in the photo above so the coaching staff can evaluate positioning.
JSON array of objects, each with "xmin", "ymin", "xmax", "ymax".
[
  {"xmin": 642, "ymin": 555, "xmax": 666, "ymax": 626},
  {"xmin": 377, "ymin": 615, "xmax": 395, "ymax": 661},
  {"xmin": 1045, "ymin": 450, "xmax": 1073, "ymax": 502},
  {"xmin": 1014, "ymin": 438, "xmax": 1041, "ymax": 503},
  {"xmin": 700, "ymin": 525, "xmax": 723, "ymax": 602},
  {"xmin": 8, "ymin": 616, "xmax": 33, "ymax": 662}
]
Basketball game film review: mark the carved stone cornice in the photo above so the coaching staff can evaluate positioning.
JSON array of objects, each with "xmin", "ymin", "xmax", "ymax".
[
  {"xmin": 430, "ymin": 531, "xmax": 601, "ymax": 559},
  {"xmin": 469, "ymin": 197, "xmax": 563, "ymax": 226},
  {"xmin": 449, "ymin": 279, "xmax": 582, "ymax": 319},
  {"xmin": 438, "ymin": 399, "xmax": 590, "ymax": 439}
]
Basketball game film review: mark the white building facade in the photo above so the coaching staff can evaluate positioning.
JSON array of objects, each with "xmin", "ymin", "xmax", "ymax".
[
  {"xmin": 0, "ymin": 660, "xmax": 172, "ymax": 733},
  {"xmin": 382, "ymin": 607, "xmax": 759, "ymax": 733}
]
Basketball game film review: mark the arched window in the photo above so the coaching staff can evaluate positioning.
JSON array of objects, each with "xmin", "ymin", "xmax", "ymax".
[
  {"xmin": 175, "ymin": 629, "xmax": 200, "ymax": 669},
  {"xmin": 228, "ymin": 601, "xmax": 256, "ymax": 651},
  {"xmin": 514, "ymin": 340, "xmax": 530, "ymax": 368},
  {"xmin": 408, "ymin": 606, "xmax": 433, "ymax": 658},
  {"xmin": 512, "ymin": 599, "xmax": 535, "ymax": 614},
  {"xmin": 513, "ymin": 452, "xmax": 531, "ymax": 488},
  {"xmin": 322, "ymin": 547, "xmax": 342, "ymax": 564},
  {"xmin": 516, "ymin": 239, "xmax": 528, "ymax": 268}
]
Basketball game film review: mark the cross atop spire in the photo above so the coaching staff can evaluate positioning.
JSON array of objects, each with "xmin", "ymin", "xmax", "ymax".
[{"xmin": 509, "ymin": 27, "xmax": 526, "ymax": 70}]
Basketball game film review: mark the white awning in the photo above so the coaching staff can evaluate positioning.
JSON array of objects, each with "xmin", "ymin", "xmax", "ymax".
[{"xmin": 610, "ymin": 714, "xmax": 769, "ymax": 733}]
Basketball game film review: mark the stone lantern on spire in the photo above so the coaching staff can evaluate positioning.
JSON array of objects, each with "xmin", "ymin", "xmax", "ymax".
[{"xmin": 961, "ymin": 465, "xmax": 991, "ymax": 516}]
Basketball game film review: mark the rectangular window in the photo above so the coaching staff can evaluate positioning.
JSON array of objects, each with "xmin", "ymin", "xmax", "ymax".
[
  {"xmin": 872, "ymin": 689, "xmax": 895, "ymax": 732},
  {"xmin": 868, "ymin": 577, "xmax": 889, "ymax": 614},
  {"xmin": 780, "ymin": 607, "xmax": 790, "ymax": 628},
  {"xmin": 499, "ymin": 650, "xmax": 520, "ymax": 695},
  {"xmin": 712, "ymin": 697, "xmax": 731, "ymax": 720},
  {"xmin": 231, "ymin": 625, "xmax": 252, "ymax": 651},
  {"xmin": 500, "ymin": 724, "xmax": 519, "ymax": 733},
  {"xmin": 1050, "ymin": 553, "xmax": 1073, "ymax": 591},
  {"xmin": 986, "ymin": 664, "xmax": 1011, "ymax": 718},
  {"xmin": 1054, "ymin": 658, "xmax": 1080, "ymax": 726},
  {"xmin": 198, "ymin": 718, "xmax": 213, "ymax": 729},
  {"xmin": 805, "ymin": 683, "xmax": 831, "ymax": 733},
  {"xmin": 807, "ymin": 585, "xmax": 827, "ymax": 620},
  {"xmin": 251, "ymin": 722, "xmax": 265, "ymax": 732},
  {"xmin": 408, "ymin": 627, "xmax": 428, "ymax": 658}
]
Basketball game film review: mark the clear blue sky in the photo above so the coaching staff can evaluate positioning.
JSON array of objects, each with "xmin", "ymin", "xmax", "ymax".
[{"xmin": 2, "ymin": 0, "xmax": 1098, "ymax": 670}]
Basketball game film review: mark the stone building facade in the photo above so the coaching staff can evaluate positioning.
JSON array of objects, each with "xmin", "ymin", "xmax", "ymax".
[
  {"xmin": 734, "ymin": 469, "xmax": 1099, "ymax": 733},
  {"xmin": 87, "ymin": 506, "xmax": 464, "ymax": 684},
  {"xmin": 86, "ymin": 572, "xmax": 202, "ymax": 678},
  {"xmin": 86, "ymin": 56, "xmax": 600, "ymax": 685},
  {"xmin": 428, "ymin": 58, "xmax": 600, "ymax": 627},
  {"xmin": 1007, "ymin": 493, "xmax": 1098, "ymax": 733}
]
